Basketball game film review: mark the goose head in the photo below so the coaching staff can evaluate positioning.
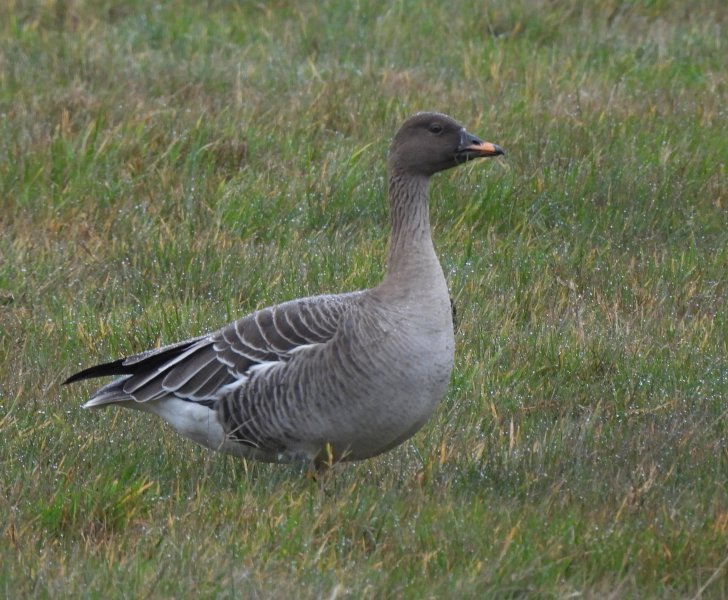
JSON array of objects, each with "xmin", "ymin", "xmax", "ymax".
[{"xmin": 388, "ymin": 112, "xmax": 504, "ymax": 178}]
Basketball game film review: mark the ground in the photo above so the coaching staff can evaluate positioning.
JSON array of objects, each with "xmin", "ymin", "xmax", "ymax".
[{"xmin": 1, "ymin": 1, "xmax": 727, "ymax": 597}]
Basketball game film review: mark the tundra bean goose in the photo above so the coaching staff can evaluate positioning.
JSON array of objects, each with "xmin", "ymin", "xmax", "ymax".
[{"xmin": 64, "ymin": 112, "xmax": 504, "ymax": 467}]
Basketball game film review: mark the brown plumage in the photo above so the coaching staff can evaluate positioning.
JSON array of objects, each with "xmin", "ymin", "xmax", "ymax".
[{"xmin": 64, "ymin": 112, "xmax": 504, "ymax": 467}]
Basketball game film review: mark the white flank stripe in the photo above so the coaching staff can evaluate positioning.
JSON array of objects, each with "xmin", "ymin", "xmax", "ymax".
[{"xmin": 140, "ymin": 398, "xmax": 226, "ymax": 450}]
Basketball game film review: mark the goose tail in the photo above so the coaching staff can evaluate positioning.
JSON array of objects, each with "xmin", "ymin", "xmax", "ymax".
[{"xmin": 81, "ymin": 377, "xmax": 133, "ymax": 409}]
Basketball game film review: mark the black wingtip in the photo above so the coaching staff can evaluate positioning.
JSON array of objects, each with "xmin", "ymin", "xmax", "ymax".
[
  {"xmin": 63, "ymin": 358, "xmax": 130, "ymax": 385},
  {"xmin": 64, "ymin": 338, "xmax": 206, "ymax": 386}
]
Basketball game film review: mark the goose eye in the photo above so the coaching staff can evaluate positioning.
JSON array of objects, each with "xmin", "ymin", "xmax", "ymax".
[{"xmin": 428, "ymin": 123, "xmax": 443, "ymax": 134}]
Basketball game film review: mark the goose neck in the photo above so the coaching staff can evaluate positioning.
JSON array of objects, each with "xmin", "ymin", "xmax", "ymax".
[{"xmin": 384, "ymin": 169, "xmax": 437, "ymax": 280}]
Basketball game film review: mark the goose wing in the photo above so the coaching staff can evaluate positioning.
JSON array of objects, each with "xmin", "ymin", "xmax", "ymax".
[{"xmin": 65, "ymin": 292, "xmax": 361, "ymax": 405}]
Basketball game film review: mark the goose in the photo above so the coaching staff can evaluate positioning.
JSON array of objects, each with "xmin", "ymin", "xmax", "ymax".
[{"xmin": 64, "ymin": 112, "xmax": 504, "ymax": 468}]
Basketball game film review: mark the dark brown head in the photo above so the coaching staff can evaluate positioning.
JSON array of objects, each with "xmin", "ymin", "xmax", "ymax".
[{"xmin": 388, "ymin": 112, "xmax": 504, "ymax": 177}]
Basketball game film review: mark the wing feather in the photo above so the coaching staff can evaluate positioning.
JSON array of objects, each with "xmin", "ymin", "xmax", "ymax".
[
  {"xmin": 272, "ymin": 306, "xmax": 311, "ymax": 345},
  {"xmin": 174, "ymin": 360, "xmax": 231, "ymax": 400},
  {"xmin": 254, "ymin": 309, "xmax": 292, "ymax": 351},
  {"xmin": 67, "ymin": 292, "xmax": 363, "ymax": 408},
  {"xmin": 161, "ymin": 345, "xmax": 218, "ymax": 391}
]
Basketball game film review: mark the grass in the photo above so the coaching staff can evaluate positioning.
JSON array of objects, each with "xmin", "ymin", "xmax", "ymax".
[{"xmin": 1, "ymin": 0, "xmax": 727, "ymax": 597}]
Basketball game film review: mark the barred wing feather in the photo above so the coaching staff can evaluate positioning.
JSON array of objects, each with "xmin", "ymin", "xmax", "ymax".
[{"xmin": 65, "ymin": 292, "xmax": 361, "ymax": 406}]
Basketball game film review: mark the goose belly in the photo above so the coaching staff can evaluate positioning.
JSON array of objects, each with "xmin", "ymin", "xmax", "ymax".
[
  {"xmin": 294, "ymin": 300, "xmax": 456, "ymax": 460},
  {"xmin": 340, "ymin": 323, "xmax": 455, "ymax": 459},
  {"xmin": 209, "ymin": 302, "xmax": 456, "ymax": 463}
]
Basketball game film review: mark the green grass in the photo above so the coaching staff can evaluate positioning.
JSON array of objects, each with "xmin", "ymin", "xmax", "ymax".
[{"xmin": 1, "ymin": 0, "xmax": 727, "ymax": 597}]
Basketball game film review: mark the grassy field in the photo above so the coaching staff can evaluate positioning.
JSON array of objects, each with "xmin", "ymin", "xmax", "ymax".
[{"xmin": 1, "ymin": 0, "xmax": 727, "ymax": 597}]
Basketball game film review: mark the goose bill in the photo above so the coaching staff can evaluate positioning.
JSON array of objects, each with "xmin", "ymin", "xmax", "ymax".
[{"xmin": 461, "ymin": 140, "xmax": 504, "ymax": 158}]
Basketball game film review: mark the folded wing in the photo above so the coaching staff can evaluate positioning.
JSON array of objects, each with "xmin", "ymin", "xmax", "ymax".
[{"xmin": 65, "ymin": 292, "xmax": 361, "ymax": 406}]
